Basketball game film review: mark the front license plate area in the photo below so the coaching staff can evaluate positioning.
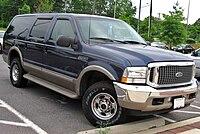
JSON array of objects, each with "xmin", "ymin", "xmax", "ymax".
[{"xmin": 173, "ymin": 98, "xmax": 185, "ymax": 109}]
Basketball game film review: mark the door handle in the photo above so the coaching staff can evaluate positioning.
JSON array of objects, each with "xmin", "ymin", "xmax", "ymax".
[{"xmin": 43, "ymin": 47, "xmax": 48, "ymax": 54}]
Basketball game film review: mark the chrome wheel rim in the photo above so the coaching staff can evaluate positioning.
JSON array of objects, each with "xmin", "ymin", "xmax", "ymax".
[
  {"xmin": 12, "ymin": 64, "xmax": 19, "ymax": 82},
  {"xmin": 91, "ymin": 91, "xmax": 117, "ymax": 120}
]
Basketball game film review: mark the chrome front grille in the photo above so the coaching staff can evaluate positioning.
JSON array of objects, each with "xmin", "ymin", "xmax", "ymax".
[{"xmin": 147, "ymin": 62, "xmax": 195, "ymax": 88}]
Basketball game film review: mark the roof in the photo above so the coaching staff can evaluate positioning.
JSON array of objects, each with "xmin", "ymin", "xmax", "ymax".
[{"xmin": 16, "ymin": 13, "xmax": 119, "ymax": 21}]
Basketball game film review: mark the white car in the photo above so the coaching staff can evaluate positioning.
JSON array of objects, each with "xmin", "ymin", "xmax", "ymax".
[
  {"xmin": 0, "ymin": 30, "xmax": 5, "ymax": 54},
  {"xmin": 187, "ymin": 48, "xmax": 200, "ymax": 78},
  {"xmin": 151, "ymin": 42, "xmax": 169, "ymax": 49}
]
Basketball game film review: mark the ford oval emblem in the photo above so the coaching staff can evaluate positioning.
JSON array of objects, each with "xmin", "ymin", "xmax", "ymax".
[{"xmin": 176, "ymin": 72, "xmax": 183, "ymax": 78}]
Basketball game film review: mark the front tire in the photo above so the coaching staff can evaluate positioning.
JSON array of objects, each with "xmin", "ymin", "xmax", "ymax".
[
  {"xmin": 10, "ymin": 58, "xmax": 27, "ymax": 87},
  {"xmin": 82, "ymin": 81, "xmax": 125, "ymax": 126}
]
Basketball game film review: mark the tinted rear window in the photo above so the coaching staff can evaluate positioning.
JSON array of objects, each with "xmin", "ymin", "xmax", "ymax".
[
  {"xmin": 6, "ymin": 16, "xmax": 35, "ymax": 39},
  {"xmin": 30, "ymin": 19, "xmax": 52, "ymax": 39}
]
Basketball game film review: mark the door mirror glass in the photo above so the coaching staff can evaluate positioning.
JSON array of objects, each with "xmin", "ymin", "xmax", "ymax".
[{"xmin": 56, "ymin": 36, "xmax": 74, "ymax": 47}]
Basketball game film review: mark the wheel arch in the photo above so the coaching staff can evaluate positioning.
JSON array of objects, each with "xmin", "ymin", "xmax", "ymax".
[
  {"xmin": 8, "ymin": 46, "xmax": 23, "ymax": 66},
  {"xmin": 76, "ymin": 65, "xmax": 119, "ymax": 96}
]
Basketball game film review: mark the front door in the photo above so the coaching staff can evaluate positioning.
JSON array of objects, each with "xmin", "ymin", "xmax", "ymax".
[{"xmin": 43, "ymin": 16, "xmax": 84, "ymax": 91}]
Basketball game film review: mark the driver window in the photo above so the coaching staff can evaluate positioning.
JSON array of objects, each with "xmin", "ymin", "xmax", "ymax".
[{"xmin": 50, "ymin": 19, "xmax": 75, "ymax": 43}]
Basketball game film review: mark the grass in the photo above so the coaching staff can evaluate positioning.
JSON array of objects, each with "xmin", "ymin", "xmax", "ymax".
[
  {"xmin": 0, "ymin": 27, "xmax": 6, "ymax": 31},
  {"xmin": 96, "ymin": 122, "xmax": 111, "ymax": 134}
]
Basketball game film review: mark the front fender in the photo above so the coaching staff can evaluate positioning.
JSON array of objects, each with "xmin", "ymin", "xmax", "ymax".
[{"xmin": 75, "ymin": 61, "xmax": 122, "ymax": 95}]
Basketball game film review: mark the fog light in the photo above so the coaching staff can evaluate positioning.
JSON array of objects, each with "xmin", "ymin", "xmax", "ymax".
[
  {"xmin": 152, "ymin": 98, "xmax": 164, "ymax": 105},
  {"xmin": 189, "ymin": 93, "xmax": 196, "ymax": 99}
]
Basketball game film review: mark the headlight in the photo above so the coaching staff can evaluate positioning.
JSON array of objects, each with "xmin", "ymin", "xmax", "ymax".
[{"xmin": 121, "ymin": 67, "xmax": 147, "ymax": 84}]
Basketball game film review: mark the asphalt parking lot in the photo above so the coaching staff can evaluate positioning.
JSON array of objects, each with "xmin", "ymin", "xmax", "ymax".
[{"xmin": 0, "ymin": 55, "xmax": 200, "ymax": 134}]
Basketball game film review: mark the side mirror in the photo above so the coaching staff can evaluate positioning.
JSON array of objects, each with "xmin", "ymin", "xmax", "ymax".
[
  {"xmin": 71, "ymin": 43, "xmax": 79, "ymax": 50},
  {"xmin": 71, "ymin": 35, "xmax": 79, "ymax": 50},
  {"xmin": 56, "ymin": 36, "xmax": 74, "ymax": 47}
]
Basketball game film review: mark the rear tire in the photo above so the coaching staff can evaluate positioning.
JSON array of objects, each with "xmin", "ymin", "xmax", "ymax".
[
  {"xmin": 82, "ymin": 81, "xmax": 125, "ymax": 126},
  {"xmin": 10, "ymin": 58, "xmax": 27, "ymax": 87}
]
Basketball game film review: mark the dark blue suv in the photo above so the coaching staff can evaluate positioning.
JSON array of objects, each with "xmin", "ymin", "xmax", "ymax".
[{"xmin": 2, "ymin": 13, "xmax": 198, "ymax": 126}]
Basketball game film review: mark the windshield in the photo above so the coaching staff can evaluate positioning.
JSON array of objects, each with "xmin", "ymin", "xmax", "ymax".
[
  {"xmin": 76, "ymin": 17, "xmax": 146, "ymax": 45},
  {"xmin": 0, "ymin": 32, "xmax": 4, "ymax": 38}
]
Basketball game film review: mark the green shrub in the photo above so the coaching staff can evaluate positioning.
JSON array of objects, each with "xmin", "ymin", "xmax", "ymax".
[
  {"xmin": 186, "ymin": 38, "xmax": 196, "ymax": 44},
  {"xmin": 0, "ymin": 27, "xmax": 6, "ymax": 31}
]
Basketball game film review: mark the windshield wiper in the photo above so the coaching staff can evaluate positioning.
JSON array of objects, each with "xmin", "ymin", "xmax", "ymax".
[
  {"xmin": 122, "ymin": 40, "xmax": 147, "ymax": 45},
  {"xmin": 89, "ymin": 37, "xmax": 146, "ymax": 45},
  {"xmin": 89, "ymin": 37, "xmax": 128, "ymax": 44},
  {"xmin": 89, "ymin": 37, "xmax": 114, "ymax": 42}
]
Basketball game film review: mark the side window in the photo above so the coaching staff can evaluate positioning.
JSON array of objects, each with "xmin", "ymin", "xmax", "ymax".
[
  {"xmin": 30, "ymin": 19, "xmax": 52, "ymax": 39},
  {"xmin": 6, "ymin": 16, "xmax": 35, "ymax": 39},
  {"xmin": 50, "ymin": 19, "xmax": 75, "ymax": 42}
]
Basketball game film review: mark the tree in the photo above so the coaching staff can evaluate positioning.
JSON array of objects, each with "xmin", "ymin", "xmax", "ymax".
[
  {"xmin": 0, "ymin": 0, "xmax": 23, "ymax": 27},
  {"xmin": 61, "ymin": 0, "xmax": 92, "ymax": 14},
  {"xmin": 139, "ymin": 16, "xmax": 162, "ymax": 41},
  {"xmin": 194, "ymin": 18, "xmax": 200, "ymax": 26},
  {"xmin": 190, "ymin": 18, "xmax": 200, "ymax": 42},
  {"xmin": 188, "ymin": 25, "xmax": 200, "ymax": 43},
  {"xmin": 105, "ymin": 0, "xmax": 136, "ymax": 22},
  {"xmin": 52, "ymin": 0, "xmax": 64, "ymax": 12},
  {"xmin": 34, "ymin": 0, "xmax": 55, "ymax": 13},
  {"xmin": 60, "ymin": 0, "xmax": 136, "ymax": 27},
  {"xmin": 118, "ymin": 0, "xmax": 136, "ymax": 26},
  {"xmin": 160, "ymin": 2, "xmax": 187, "ymax": 47},
  {"xmin": 18, "ymin": 4, "xmax": 31, "ymax": 14},
  {"xmin": 92, "ymin": 0, "xmax": 108, "ymax": 15}
]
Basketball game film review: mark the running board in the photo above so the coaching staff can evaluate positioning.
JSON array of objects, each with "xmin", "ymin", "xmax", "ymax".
[{"xmin": 23, "ymin": 74, "xmax": 79, "ymax": 99}]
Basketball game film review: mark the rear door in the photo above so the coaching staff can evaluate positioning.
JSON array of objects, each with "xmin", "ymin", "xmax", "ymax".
[{"xmin": 25, "ymin": 16, "xmax": 53, "ymax": 76}]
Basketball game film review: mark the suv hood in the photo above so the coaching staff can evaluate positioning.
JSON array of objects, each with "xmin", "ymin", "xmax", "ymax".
[{"xmin": 96, "ymin": 44, "xmax": 193, "ymax": 66}]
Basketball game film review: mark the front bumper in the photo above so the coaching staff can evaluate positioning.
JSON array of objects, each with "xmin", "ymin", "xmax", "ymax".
[{"xmin": 113, "ymin": 79, "xmax": 199, "ymax": 112}]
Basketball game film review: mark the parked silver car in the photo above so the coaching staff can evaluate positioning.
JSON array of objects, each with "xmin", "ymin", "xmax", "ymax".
[
  {"xmin": 0, "ymin": 30, "xmax": 5, "ymax": 54},
  {"xmin": 186, "ymin": 48, "xmax": 200, "ymax": 78},
  {"xmin": 151, "ymin": 42, "xmax": 169, "ymax": 49}
]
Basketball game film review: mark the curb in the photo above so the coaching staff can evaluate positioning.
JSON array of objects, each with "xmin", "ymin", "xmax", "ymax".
[
  {"xmin": 135, "ymin": 116, "xmax": 200, "ymax": 134},
  {"xmin": 77, "ymin": 117, "xmax": 165, "ymax": 134}
]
